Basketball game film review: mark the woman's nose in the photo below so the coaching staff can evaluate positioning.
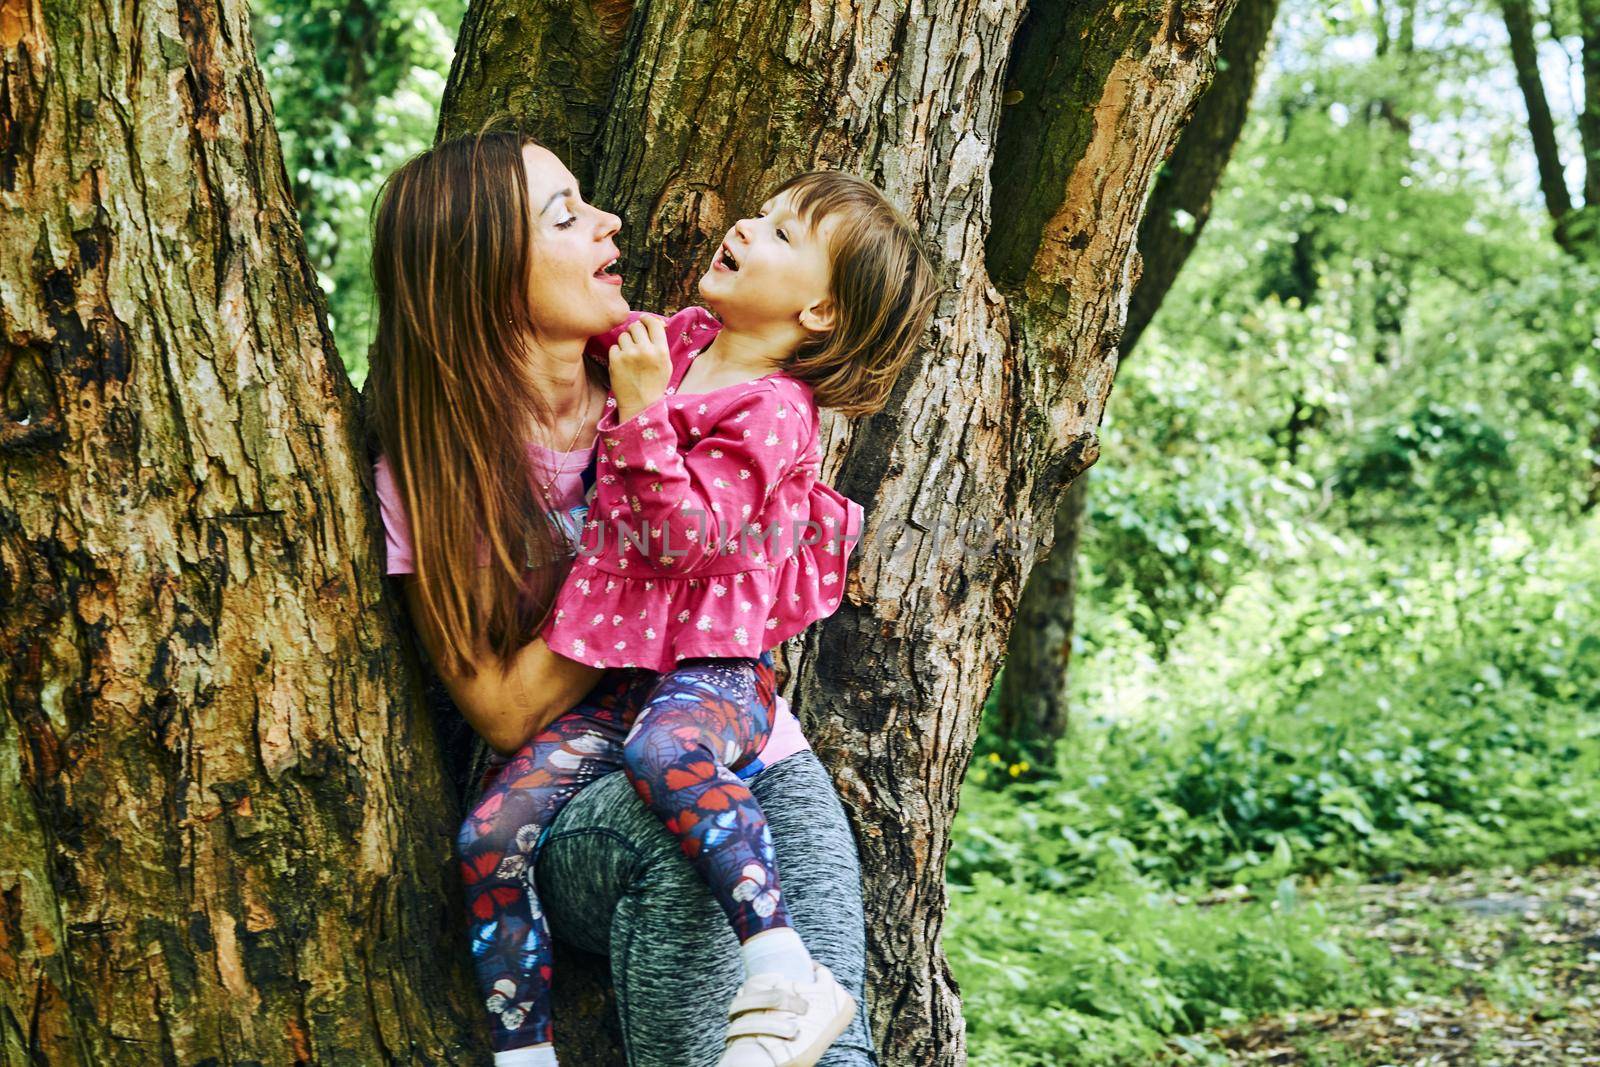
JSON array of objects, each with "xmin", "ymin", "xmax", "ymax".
[
  {"xmin": 733, "ymin": 218, "xmax": 751, "ymax": 242},
  {"xmin": 598, "ymin": 209, "xmax": 622, "ymax": 238}
]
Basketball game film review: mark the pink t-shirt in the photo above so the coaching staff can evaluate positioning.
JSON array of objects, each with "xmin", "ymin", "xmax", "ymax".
[
  {"xmin": 372, "ymin": 437, "xmax": 810, "ymax": 767},
  {"xmin": 541, "ymin": 306, "xmax": 864, "ymax": 673}
]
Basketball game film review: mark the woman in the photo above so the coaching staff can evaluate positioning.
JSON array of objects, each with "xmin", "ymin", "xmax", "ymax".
[{"xmin": 364, "ymin": 126, "xmax": 876, "ymax": 1066}]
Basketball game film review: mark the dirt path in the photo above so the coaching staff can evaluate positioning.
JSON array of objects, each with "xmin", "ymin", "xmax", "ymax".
[{"xmin": 1190, "ymin": 864, "xmax": 1600, "ymax": 1065}]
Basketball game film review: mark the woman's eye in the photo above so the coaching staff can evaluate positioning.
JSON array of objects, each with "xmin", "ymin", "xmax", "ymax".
[
  {"xmin": 556, "ymin": 214, "xmax": 577, "ymax": 229},
  {"xmin": 777, "ymin": 228, "xmax": 789, "ymax": 243}
]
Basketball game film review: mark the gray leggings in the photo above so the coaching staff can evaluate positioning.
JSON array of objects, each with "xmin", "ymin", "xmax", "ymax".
[{"xmin": 535, "ymin": 750, "xmax": 877, "ymax": 1066}]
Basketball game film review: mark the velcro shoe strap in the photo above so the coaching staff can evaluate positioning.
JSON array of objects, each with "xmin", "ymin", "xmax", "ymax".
[
  {"xmin": 729, "ymin": 988, "xmax": 808, "ymax": 1017},
  {"xmin": 727, "ymin": 1014, "xmax": 801, "ymax": 1041}
]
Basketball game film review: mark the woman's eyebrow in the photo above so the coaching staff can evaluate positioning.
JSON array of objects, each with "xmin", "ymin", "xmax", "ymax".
[{"xmin": 541, "ymin": 188, "xmax": 573, "ymax": 216}]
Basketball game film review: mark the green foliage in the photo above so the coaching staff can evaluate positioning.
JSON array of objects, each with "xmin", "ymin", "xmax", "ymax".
[
  {"xmin": 1081, "ymin": 0, "xmax": 1600, "ymax": 646},
  {"xmin": 954, "ymin": 518, "xmax": 1600, "ymax": 1062},
  {"xmin": 253, "ymin": 0, "xmax": 463, "ymax": 383},
  {"xmin": 960, "ymin": 520, "xmax": 1600, "ymax": 895},
  {"xmin": 1335, "ymin": 400, "xmax": 1518, "ymax": 527},
  {"xmin": 950, "ymin": 874, "xmax": 1399, "ymax": 1065}
]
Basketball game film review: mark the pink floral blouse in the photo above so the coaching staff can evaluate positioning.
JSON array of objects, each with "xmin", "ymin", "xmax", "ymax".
[{"xmin": 540, "ymin": 306, "xmax": 864, "ymax": 671}]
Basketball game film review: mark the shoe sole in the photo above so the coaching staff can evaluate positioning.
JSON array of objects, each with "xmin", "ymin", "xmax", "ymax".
[{"xmin": 781, "ymin": 990, "xmax": 856, "ymax": 1067}]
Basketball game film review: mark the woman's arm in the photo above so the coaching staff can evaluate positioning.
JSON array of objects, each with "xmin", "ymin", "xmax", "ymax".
[{"xmin": 402, "ymin": 571, "xmax": 604, "ymax": 755}]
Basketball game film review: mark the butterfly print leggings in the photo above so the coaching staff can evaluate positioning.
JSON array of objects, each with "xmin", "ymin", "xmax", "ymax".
[{"xmin": 456, "ymin": 650, "xmax": 795, "ymax": 1053}]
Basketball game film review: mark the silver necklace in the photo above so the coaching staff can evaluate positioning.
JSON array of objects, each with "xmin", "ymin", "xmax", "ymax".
[
  {"xmin": 539, "ymin": 382, "xmax": 592, "ymax": 502},
  {"xmin": 526, "ymin": 384, "xmax": 592, "ymax": 569}
]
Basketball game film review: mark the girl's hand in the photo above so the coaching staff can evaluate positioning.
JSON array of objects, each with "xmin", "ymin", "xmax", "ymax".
[{"xmin": 610, "ymin": 316, "xmax": 672, "ymax": 422}]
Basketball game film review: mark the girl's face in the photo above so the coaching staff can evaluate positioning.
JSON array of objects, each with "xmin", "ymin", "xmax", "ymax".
[
  {"xmin": 698, "ymin": 189, "xmax": 836, "ymax": 332},
  {"xmin": 521, "ymin": 144, "xmax": 629, "ymax": 342}
]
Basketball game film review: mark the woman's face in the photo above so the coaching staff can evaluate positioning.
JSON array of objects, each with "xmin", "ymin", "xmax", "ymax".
[{"xmin": 521, "ymin": 143, "xmax": 628, "ymax": 342}]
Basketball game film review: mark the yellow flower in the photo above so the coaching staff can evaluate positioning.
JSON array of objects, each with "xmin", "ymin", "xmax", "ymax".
[
  {"xmin": 1008, "ymin": 763, "xmax": 1021, "ymax": 777},
  {"xmin": 988, "ymin": 752, "xmax": 1002, "ymax": 764}
]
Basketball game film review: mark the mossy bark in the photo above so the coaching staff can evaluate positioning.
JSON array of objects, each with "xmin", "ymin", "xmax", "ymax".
[
  {"xmin": 1, "ymin": 1, "xmax": 481, "ymax": 1062},
  {"xmin": 998, "ymin": 0, "xmax": 1281, "ymax": 754}
]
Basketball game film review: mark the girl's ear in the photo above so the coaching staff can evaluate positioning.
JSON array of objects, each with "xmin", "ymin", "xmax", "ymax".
[{"xmin": 799, "ymin": 296, "xmax": 836, "ymax": 334}]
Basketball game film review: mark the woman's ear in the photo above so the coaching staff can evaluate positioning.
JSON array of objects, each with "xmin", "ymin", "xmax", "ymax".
[{"xmin": 798, "ymin": 296, "xmax": 836, "ymax": 334}]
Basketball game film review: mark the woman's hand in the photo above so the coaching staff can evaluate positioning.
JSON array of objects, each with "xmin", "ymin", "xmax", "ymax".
[
  {"xmin": 609, "ymin": 316, "xmax": 672, "ymax": 422},
  {"xmin": 402, "ymin": 574, "xmax": 604, "ymax": 756}
]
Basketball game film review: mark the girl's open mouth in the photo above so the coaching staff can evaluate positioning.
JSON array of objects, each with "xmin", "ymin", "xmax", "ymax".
[
  {"xmin": 594, "ymin": 256, "xmax": 622, "ymax": 284},
  {"xmin": 716, "ymin": 244, "xmax": 740, "ymax": 272}
]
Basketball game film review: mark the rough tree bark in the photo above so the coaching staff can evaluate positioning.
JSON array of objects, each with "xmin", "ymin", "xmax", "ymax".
[
  {"xmin": 0, "ymin": 1, "xmax": 483, "ymax": 1062},
  {"xmin": 998, "ymin": 0, "xmax": 1280, "ymax": 755},
  {"xmin": 443, "ymin": 1, "xmax": 1236, "ymax": 1062}
]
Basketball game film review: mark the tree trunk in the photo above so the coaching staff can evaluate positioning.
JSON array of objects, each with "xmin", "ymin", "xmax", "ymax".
[
  {"xmin": 995, "ymin": 469, "xmax": 1090, "ymax": 757},
  {"xmin": 0, "ymin": 2, "xmax": 483, "ymax": 1062},
  {"xmin": 438, "ymin": 0, "xmax": 631, "ymax": 191},
  {"xmin": 997, "ymin": 0, "xmax": 1279, "ymax": 755},
  {"xmin": 1583, "ymin": 0, "xmax": 1600, "ymax": 213},
  {"xmin": 442, "ymin": 1, "xmax": 1237, "ymax": 1061},
  {"xmin": 1122, "ymin": 0, "xmax": 1283, "ymax": 355},
  {"xmin": 1500, "ymin": 0, "xmax": 1579, "ymax": 251}
]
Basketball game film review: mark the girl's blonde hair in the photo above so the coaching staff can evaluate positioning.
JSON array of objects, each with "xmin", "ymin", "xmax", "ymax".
[
  {"xmin": 365, "ymin": 123, "xmax": 606, "ymax": 678},
  {"xmin": 771, "ymin": 172, "xmax": 940, "ymax": 417}
]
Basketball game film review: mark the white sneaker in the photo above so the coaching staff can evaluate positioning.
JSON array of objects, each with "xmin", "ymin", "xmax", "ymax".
[{"xmin": 714, "ymin": 962, "xmax": 857, "ymax": 1067}]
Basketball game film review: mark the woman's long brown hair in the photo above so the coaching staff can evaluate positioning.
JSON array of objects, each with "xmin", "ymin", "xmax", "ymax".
[{"xmin": 366, "ymin": 124, "xmax": 604, "ymax": 679}]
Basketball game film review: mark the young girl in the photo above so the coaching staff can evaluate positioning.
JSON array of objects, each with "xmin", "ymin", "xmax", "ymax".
[{"xmin": 459, "ymin": 170, "xmax": 937, "ymax": 1067}]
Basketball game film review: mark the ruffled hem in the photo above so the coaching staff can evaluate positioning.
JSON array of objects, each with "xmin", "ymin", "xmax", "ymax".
[{"xmin": 540, "ymin": 484, "xmax": 863, "ymax": 672}]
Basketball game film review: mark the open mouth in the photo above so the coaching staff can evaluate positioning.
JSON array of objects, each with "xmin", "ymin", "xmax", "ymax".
[
  {"xmin": 717, "ymin": 244, "xmax": 740, "ymax": 271},
  {"xmin": 594, "ymin": 256, "xmax": 620, "ymax": 279}
]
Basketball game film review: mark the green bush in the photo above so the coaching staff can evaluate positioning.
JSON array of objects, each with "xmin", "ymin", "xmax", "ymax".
[
  {"xmin": 957, "ymin": 519, "xmax": 1600, "ymax": 894},
  {"xmin": 950, "ymin": 874, "xmax": 1399, "ymax": 1065},
  {"xmin": 1335, "ymin": 401, "xmax": 1519, "ymax": 528}
]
